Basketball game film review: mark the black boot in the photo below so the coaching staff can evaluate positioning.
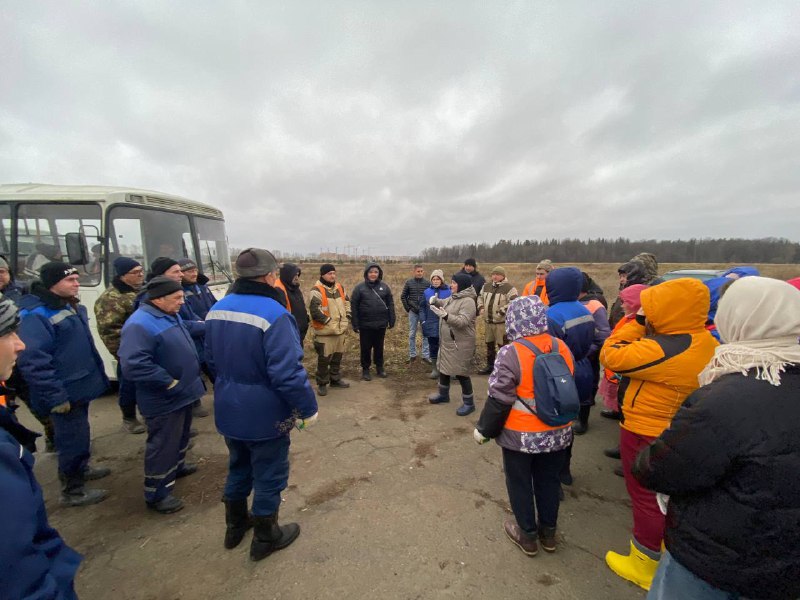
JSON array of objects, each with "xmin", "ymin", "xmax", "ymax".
[
  {"xmin": 59, "ymin": 472, "xmax": 109, "ymax": 508},
  {"xmin": 456, "ymin": 393, "xmax": 475, "ymax": 416},
  {"xmin": 223, "ymin": 498, "xmax": 253, "ymax": 549},
  {"xmin": 478, "ymin": 343, "xmax": 495, "ymax": 375},
  {"xmin": 361, "ymin": 368, "xmax": 372, "ymax": 381},
  {"xmin": 573, "ymin": 405, "xmax": 591, "ymax": 435},
  {"xmin": 427, "ymin": 384, "xmax": 450, "ymax": 404},
  {"xmin": 250, "ymin": 510, "xmax": 300, "ymax": 561},
  {"xmin": 376, "ymin": 366, "xmax": 388, "ymax": 378}
]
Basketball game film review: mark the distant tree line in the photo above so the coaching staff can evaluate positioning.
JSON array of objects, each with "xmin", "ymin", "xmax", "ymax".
[{"xmin": 419, "ymin": 238, "xmax": 800, "ymax": 264}]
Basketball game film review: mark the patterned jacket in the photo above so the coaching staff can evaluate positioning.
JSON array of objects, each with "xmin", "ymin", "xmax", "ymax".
[
  {"xmin": 94, "ymin": 277, "xmax": 139, "ymax": 357},
  {"xmin": 478, "ymin": 279, "xmax": 518, "ymax": 324}
]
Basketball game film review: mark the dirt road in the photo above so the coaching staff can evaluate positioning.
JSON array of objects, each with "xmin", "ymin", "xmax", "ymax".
[{"xmin": 23, "ymin": 363, "xmax": 645, "ymax": 600}]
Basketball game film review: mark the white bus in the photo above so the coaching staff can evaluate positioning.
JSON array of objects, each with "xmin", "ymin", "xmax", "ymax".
[{"xmin": 0, "ymin": 183, "xmax": 232, "ymax": 378}]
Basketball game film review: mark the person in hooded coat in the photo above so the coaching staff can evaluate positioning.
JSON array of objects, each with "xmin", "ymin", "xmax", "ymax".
[
  {"xmin": 418, "ymin": 269, "xmax": 451, "ymax": 380},
  {"xmin": 427, "ymin": 273, "xmax": 478, "ymax": 416},
  {"xmin": 609, "ymin": 258, "xmax": 656, "ymax": 327},
  {"xmin": 351, "ymin": 263, "xmax": 396, "ymax": 380},
  {"xmin": 601, "ymin": 278, "xmax": 718, "ymax": 591},
  {"xmin": 473, "ymin": 295, "xmax": 574, "ymax": 556},
  {"xmin": 634, "ymin": 277, "xmax": 800, "ymax": 600},
  {"xmin": 274, "ymin": 263, "xmax": 310, "ymax": 341},
  {"xmin": 703, "ymin": 266, "xmax": 759, "ymax": 341}
]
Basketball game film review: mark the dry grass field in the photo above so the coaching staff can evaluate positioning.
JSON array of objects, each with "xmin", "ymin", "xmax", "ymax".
[{"xmin": 297, "ymin": 261, "xmax": 800, "ymax": 375}]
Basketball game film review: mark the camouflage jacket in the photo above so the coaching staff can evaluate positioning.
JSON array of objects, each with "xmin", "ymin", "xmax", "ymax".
[{"xmin": 94, "ymin": 278, "xmax": 139, "ymax": 357}]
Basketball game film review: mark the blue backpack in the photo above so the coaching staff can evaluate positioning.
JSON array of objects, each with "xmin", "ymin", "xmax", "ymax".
[{"xmin": 515, "ymin": 338, "xmax": 580, "ymax": 426}]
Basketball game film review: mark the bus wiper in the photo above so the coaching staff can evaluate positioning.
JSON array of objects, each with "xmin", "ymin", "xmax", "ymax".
[{"xmin": 205, "ymin": 241, "xmax": 233, "ymax": 284}]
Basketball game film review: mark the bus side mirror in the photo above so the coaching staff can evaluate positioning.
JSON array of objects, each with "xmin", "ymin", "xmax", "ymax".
[{"xmin": 65, "ymin": 232, "xmax": 89, "ymax": 265}]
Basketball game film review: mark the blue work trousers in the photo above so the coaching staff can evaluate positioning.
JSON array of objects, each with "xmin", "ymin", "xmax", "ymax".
[
  {"xmin": 408, "ymin": 311, "xmax": 430, "ymax": 359},
  {"xmin": 143, "ymin": 405, "xmax": 193, "ymax": 503},
  {"xmin": 224, "ymin": 435, "xmax": 290, "ymax": 516},
  {"xmin": 51, "ymin": 402, "xmax": 91, "ymax": 477},
  {"xmin": 116, "ymin": 362, "xmax": 137, "ymax": 418}
]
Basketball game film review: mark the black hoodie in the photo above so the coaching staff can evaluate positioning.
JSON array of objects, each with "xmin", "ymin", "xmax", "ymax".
[
  {"xmin": 278, "ymin": 263, "xmax": 309, "ymax": 340},
  {"xmin": 350, "ymin": 262, "xmax": 396, "ymax": 330}
]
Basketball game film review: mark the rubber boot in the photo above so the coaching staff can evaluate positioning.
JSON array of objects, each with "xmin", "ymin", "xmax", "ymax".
[
  {"xmin": 477, "ymin": 343, "xmax": 495, "ymax": 375},
  {"xmin": 428, "ymin": 365, "xmax": 440, "ymax": 380},
  {"xmin": 250, "ymin": 510, "xmax": 300, "ymax": 561},
  {"xmin": 427, "ymin": 384, "xmax": 450, "ymax": 404},
  {"xmin": 573, "ymin": 405, "xmax": 591, "ymax": 435},
  {"xmin": 605, "ymin": 540, "xmax": 660, "ymax": 591},
  {"xmin": 59, "ymin": 473, "xmax": 109, "ymax": 508},
  {"xmin": 223, "ymin": 498, "xmax": 253, "ymax": 549},
  {"xmin": 456, "ymin": 393, "xmax": 475, "ymax": 416}
]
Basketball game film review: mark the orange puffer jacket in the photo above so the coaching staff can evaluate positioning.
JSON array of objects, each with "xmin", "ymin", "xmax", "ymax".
[{"xmin": 600, "ymin": 278, "xmax": 718, "ymax": 438}]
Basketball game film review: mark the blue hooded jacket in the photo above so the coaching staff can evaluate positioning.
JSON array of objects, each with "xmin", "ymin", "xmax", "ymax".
[
  {"xmin": 119, "ymin": 303, "xmax": 205, "ymax": 418},
  {"xmin": 205, "ymin": 279, "xmax": 318, "ymax": 442},
  {"xmin": 0, "ymin": 405, "xmax": 82, "ymax": 599},
  {"xmin": 17, "ymin": 284, "xmax": 109, "ymax": 415},
  {"xmin": 705, "ymin": 267, "xmax": 760, "ymax": 340},
  {"xmin": 545, "ymin": 267, "xmax": 596, "ymax": 405},
  {"xmin": 419, "ymin": 283, "xmax": 451, "ymax": 338}
]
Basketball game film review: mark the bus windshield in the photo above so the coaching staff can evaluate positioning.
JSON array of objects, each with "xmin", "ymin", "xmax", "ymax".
[
  {"xmin": 195, "ymin": 216, "xmax": 231, "ymax": 285},
  {"xmin": 108, "ymin": 205, "xmax": 193, "ymax": 270}
]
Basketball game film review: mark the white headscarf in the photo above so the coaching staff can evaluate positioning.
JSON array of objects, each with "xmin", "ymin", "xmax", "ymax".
[{"xmin": 699, "ymin": 277, "xmax": 800, "ymax": 387}]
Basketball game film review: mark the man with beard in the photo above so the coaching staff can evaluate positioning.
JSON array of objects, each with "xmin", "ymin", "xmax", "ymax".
[{"xmin": 274, "ymin": 263, "xmax": 310, "ymax": 341}]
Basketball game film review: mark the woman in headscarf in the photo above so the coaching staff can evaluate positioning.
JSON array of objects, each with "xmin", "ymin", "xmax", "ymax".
[
  {"xmin": 472, "ymin": 295, "xmax": 575, "ymax": 556},
  {"xmin": 427, "ymin": 273, "xmax": 477, "ymax": 416},
  {"xmin": 633, "ymin": 277, "xmax": 800, "ymax": 600}
]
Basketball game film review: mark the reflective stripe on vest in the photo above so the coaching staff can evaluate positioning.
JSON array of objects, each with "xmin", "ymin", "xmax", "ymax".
[
  {"xmin": 504, "ymin": 335, "xmax": 573, "ymax": 433},
  {"xmin": 311, "ymin": 283, "xmax": 345, "ymax": 329},
  {"xmin": 274, "ymin": 280, "xmax": 292, "ymax": 312}
]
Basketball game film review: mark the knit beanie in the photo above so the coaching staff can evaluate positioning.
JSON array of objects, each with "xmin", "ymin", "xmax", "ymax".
[
  {"xmin": 178, "ymin": 258, "xmax": 197, "ymax": 271},
  {"xmin": 464, "ymin": 258, "xmax": 477, "ymax": 268},
  {"xmin": 0, "ymin": 297, "xmax": 19, "ymax": 337},
  {"xmin": 0, "ymin": 256, "xmax": 8, "ymax": 270},
  {"xmin": 320, "ymin": 263, "xmax": 336, "ymax": 276},
  {"xmin": 234, "ymin": 248, "xmax": 278, "ymax": 278},
  {"xmin": 537, "ymin": 259, "xmax": 553, "ymax": 272},
  {"xmin": 40, "ymin": 262, "xmax": 79, "ymax": 289},
  {"xmin": 145, "ymin": 276, "xmax": 183, "ymax": 300},
  {"xmin": 150, "ymin": 257, "xmax": 179, "ymax": 277},
  {"xmin": 430, "ymin": 269, "xmax": 444, "ymax": 283},
  {"xmin": 452, "ymin": 272, "xmax": 472, "ymax": 293},
  {"xmin": 491, "ymin": 266, "xmax": 506, "ymax": 276},
  {"xmin": 113, "ymin": 257, "xmax": 141, "ymax": 277}
]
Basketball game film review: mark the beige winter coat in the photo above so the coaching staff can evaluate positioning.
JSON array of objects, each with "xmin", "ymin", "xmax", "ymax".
[{"xmin": 432, "ymin": 287, "xmax": 477, "ymax": 377}]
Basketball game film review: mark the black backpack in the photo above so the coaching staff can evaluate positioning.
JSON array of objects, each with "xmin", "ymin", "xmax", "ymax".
[{"xmin": 515, "ymin": 337, "xmax": 580, "ymax": 426}]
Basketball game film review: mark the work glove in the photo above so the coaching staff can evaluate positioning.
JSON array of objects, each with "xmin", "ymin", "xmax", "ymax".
[
  {"xmin": 473, "ymin": 428, "xmax": 490, "ymax": 445},
  {"xmin": 430, "ymin": 305, "xmax": 447, "ymax": 318},
  {"xmin": 297, "ymin": 412, "xmax": 319, "ymax": 430},
  {"xmin": 167, "ymin": 379, "xmax": 179, "ymax": 390},
  {"xmin": 429, "ymin": 296, "xmax": 437, "ymax": 305},
  {"xmin": 51, "ymin": 401, "xmax": 71, "ymax": 414}
]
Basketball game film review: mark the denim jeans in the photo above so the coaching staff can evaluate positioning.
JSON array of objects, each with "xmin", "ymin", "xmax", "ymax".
[
  {"xmin": 648, "ymin": 551, "xmax": 752, "ymax": 600},
  {"xmin": 408, "ymin": 311, "xmax": 429, "ymax": 358},
  {"xmin": 224, "ymin": 435, "xmax": 290, "ymax": 515}
]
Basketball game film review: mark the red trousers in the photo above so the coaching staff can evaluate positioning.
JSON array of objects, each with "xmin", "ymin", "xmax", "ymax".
[{"xmin": 620, "ymin": 427, "xmax": 664, "ymax": 552}]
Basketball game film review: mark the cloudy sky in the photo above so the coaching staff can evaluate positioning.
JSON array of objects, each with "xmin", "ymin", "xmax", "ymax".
[{"xmin": 2, "ymin": 1, "xmax": 798, "ymax": 255}]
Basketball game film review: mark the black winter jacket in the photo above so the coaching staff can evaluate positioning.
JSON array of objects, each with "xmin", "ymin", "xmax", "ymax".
[
  {"xmin": 457, "ymin": 268, "xmax": 485, "ymax": 299},
  {"xmin": 279, "ymin": 263, "xmax": 310, "ymax": 340},
  {"xmin": 400, "ymin": 277, "xmax": 428, "ymax": 313},
  {"xmin": 350, "ymin": 263, "xmax": 396, "ymax": 331},
  {"xmin": 633, "ymin": 367, "xmax": 800, "ymax": 600}
]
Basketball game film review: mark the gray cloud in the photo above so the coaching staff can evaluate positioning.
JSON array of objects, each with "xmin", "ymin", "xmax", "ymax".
[{"xmin": 2, "ymin": 1, "xmax": 799, "ymax": 255}]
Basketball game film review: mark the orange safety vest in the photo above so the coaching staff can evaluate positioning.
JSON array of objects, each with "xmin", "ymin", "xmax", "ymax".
[
  {"xmin": 521, "ymin": 278, "xmax": 549, "ymax": 306},
  {"xmin": 504, "ymin": 334, "xmax": 574, "ymax": 433},
  {"xmin": 311, "ymin": 283, "xmax": 346, "ymax": 329},
  {"xmin": 583, "ymin": 299, "xmax": 604, "ymax": 315},
  {"xmin": 274, "ymin": 279, "xmax": 291, "ymax": 312}
]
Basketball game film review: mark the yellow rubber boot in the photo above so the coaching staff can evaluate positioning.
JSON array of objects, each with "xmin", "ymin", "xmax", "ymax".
[{"xmin": 605, "ymin": 540, "xmax": 659, "ymax": 591}]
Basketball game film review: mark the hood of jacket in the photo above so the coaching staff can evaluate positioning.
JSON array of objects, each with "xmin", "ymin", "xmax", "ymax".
[
  {"xmin": 451, "ymin": 286, "xmax": 477, "ymax": 301},
  {"xmin": 641, "ymin": 278, "xmax": 709, "ymax": 334},
  {"xmin": 505, "ymin": 295, "xmax": 548, "ymax": 340},
  {"xmin": 545, "ymin": 267, "xmax": 582, "ymax": 305},
  {"xmin": 723, "ymin": 266, "xmax": 759, "ymax": 279},
  {"xmin": 633, "ymin": 252, "xmax": 659, "ymax": 283},
  {"xmin": 279, "ymin": 263, "xmax": 302, "ymax": 289},
  {"xmin": 363, "ymin": 262, "xmax": 383, "ymax": 282}
]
